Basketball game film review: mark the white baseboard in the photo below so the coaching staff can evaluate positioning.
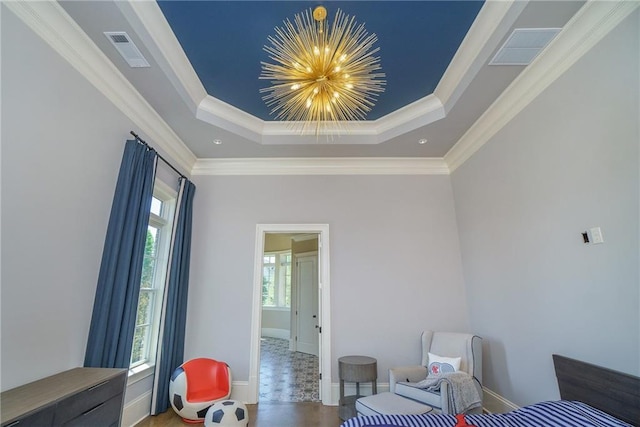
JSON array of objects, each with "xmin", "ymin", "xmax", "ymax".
[
  {"xmin": 261, "ymin": 328, "xmax": 290, "ymax": 340},
  {"xmin": 122, "ymin": 391, "xmax": 152, "ymax": 427},
  {"xmin": 123, "ymin": 384, "xmax": 250, "ymax": 425},
  {"xmin": 482, "ymin": 387, "xmax": 519, "ymax": 414},
  {"xmin": 190, "ymin": 381, "xmax": 519, "ymax": 416},
  {"xmin": 230, "ymin": 381, "xmax": 250, "ymax": 403}
]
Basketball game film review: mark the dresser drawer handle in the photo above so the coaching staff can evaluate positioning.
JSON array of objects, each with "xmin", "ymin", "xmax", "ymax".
[
  {"xmin": 82, "ymin": 402, "xmax": 105, "ymax": 416},
  {"xmin": 87, "ymin": 380, "xmax": 109, "ymax": 391}
]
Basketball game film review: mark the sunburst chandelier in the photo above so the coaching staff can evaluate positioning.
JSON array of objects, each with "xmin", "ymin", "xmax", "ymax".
[{"xmin": 260, "ymin": 6, "xmax": 385, "ymax": 135}]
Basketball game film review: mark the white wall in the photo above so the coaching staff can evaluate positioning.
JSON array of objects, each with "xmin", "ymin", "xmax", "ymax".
[
  {"xmin": 450, "ymin": 10, "xmax": 639, "ymax": 407},
  {"xmin": 0, "ymin": 10, "xmax": 184, "ymax": 423},
  {"xmin": 5, "ymin": 0, "xmax": 637, "ymax": 415},
  {"xmin": 187, "ymin": 174, "xmax": 469, "ymax": 383},
  {"xmin": 1, "ymin": 6, "xmax": 129, "ymax": 390},
  {"xmin": 0, "ymin": 2, "xmax": 468, "ymax": 404}
]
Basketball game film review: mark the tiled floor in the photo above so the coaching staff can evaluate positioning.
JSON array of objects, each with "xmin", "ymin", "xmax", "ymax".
[{"xmin": 260, "ymin": 337, "xmax": 320, "ymax": 402}]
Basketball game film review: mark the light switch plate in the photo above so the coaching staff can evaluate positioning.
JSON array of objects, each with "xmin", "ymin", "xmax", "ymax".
[{"xmin": 590, "ymin": 227, "xmax": 604, "ymax": 244}]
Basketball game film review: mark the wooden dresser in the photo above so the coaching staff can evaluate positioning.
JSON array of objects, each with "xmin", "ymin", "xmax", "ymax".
[{"xmin": 1, "ymin": 367, "xmax": 127, "ymax": 427}]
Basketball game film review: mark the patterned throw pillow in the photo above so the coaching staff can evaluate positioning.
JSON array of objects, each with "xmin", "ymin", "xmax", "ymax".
[{"xmin": 427, "ymin": 352, "xmax": 461, "ymax": 376}]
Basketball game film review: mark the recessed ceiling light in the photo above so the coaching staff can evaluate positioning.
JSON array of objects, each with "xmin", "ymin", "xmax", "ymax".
[
  {"xmin": 213, "ymin": 139, "xmax": 222, "ymax": 145},
  {"xmin": 418, "ymin": 139, "xmax": 428, "ymax": 145}
]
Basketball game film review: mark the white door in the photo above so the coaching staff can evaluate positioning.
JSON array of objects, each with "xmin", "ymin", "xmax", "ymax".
[{"xmin": 295, "ymin": 254, "xmax": 318, "ymax": 356}]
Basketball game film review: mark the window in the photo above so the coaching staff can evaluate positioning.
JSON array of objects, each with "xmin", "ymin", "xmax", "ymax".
[
  {"xmin": 262, "ymin": 251, "xmax": 292, "ymax": 308},
  {"xmin": 130, "ymin": 182, "xmax": 176, "ymax": 369}
]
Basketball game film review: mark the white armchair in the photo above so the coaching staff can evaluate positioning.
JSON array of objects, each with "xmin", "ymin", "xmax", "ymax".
[{"xmin": 389, "ymin": 331, "xmax": 483, "ymax": 414}]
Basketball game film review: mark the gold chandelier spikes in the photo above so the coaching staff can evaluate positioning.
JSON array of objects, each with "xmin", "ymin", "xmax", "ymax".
[{"xmin": 260, "ymin": 6, "xmax": 386, "ymax": 136}]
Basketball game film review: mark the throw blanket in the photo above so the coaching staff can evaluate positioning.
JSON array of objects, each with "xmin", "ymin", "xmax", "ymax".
[{"xmin": 405, "ymin": 371, "xmax": 481, "ymax": 414}]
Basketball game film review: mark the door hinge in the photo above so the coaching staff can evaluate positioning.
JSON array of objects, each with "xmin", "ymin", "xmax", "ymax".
[
  {"xmin": 319, "ymin": 373, "xmax": 322, "ymax": 380},
  {"xmin": 319, "ymin": 327, "xmax": 322, "ymax": 333}
]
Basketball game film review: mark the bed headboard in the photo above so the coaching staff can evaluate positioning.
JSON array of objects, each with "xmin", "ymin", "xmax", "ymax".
[{"xmin": 553, "ymin": 354, "xmax": 640, "ymax": 426}]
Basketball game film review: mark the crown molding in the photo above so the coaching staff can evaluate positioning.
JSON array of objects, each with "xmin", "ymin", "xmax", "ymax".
[
  {"xmin": 197, "ymin": 95, "xmax": 265, "ymax": 142},
  {"xmin": 191, "ymin": 157, "xmax": 449, "ymax": 176},
  {"xmin": 260, "ymin": 121, "xmax": 379, "ymax": 145},
  {"xmin": 445, "ymin": 0, "xmax": 640, "ymax": 172},
  {"xmin": 123, "ymin": 0, "xmax": 518, "ymax": 145},
  {"xmin": 13, "ymin": 0, "xmax": 627, "ymax": 175},
  {"xmin": 199, "ymin": 94, "xmax": 444, "ymax": 145},
  {"xmin": 375, "ymin": 95, "xmax": 446, "ymax": 142},
  {"xmin": 115, "ymin": 1, "xmax": 207, "ymax": 113},
  {"xmin": 434, "ymin": 0, "xmax": 526, "ymax": 112},
  {"xmin": 5, "ymin": 0, "xmax": 197, "ymax": 174}
]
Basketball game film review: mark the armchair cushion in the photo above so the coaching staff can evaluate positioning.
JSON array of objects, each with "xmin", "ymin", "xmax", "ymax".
[
  {"xmin": 395, "ymin": 381, "xmax": 443, "ymax": 408},
  {"xmin": 388, "ymin": 365, "xmax": 427, "ymax": 391}
]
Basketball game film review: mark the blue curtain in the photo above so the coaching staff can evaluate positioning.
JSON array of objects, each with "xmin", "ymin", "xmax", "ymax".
[
  {"xmin": 84, "ymin": 140, "xmax": 157, "ymax": 368},
  {"xmin": 152, "ymin": 178, "xmax": 196, "ymax": 414}
]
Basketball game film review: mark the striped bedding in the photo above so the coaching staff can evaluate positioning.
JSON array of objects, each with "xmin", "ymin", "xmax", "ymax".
[{"xmin": 340, "ymin": 401, "xmax": 632, "ymax": 427}]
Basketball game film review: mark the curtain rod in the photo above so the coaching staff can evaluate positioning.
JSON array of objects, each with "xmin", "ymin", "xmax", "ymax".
[{"xmin": 130, "ymin": 131, "xmax": 187, "ymax": 180}]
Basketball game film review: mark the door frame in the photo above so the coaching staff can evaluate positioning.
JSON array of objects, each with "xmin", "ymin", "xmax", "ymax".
[{"xmin": 248, "ymin": 224, "xmax": 331, "ymax": 405}]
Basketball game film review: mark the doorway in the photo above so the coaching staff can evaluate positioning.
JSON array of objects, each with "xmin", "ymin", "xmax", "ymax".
[{"xmin": 248, "ymin": 224, "xmax": 331, "ymax": 405}]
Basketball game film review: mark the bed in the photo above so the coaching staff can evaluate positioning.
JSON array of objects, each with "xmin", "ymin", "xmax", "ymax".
[{"xmin": 340, "ymin": 354, "xmax": 640, "ymax": 427}]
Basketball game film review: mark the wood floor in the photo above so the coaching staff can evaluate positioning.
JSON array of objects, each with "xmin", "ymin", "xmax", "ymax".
[{"xmin": 135, "ymin": 402, "xmax": 343, "ymax": 427}]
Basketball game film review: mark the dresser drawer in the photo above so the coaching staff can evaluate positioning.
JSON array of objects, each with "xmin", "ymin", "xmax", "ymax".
[
  {"xmin": 53, "ymin": 373, "xmax": 125, "ymax": 426},
  {"xmin": 62, "ymin": 394, "xmax": 123, "ymax": 427},
  {"xmin": 2, "ymin": 403, "xmax": 55, "ymax": 427}
]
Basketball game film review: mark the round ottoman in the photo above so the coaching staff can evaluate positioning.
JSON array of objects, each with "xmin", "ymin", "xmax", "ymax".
[
  {"xmin": 204, "ymin": 400, "xmax": 248, "ymax": 427},
  {"xmin": 356, "ymin": 392, "xmax": 432, "ymax": 416}
]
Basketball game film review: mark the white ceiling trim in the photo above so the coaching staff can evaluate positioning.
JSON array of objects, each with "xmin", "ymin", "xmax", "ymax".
[
  {"xmin": 14, "ymin": 1, "xmax": 631, "ymax": 178},
  {"xmin": 434, "ymin": 0, "xmax": 526, "ymax": 113},
  {"xmin": 257, "ymin": 94, "xmax": 445, "ymax": 145},
  {"xmin": 123, "ymin": 1, "xmax": 520, "ymax": 145},
  {"xmin": 115, "ymin": 1, "xmax": 207, "ymax": 112},
  {"xmin": 191, "ymin": 158, "xmax": 449, "ymax": 176},
  {"xmin": 5, "ymin": 0, "xmax": 197, "ymax": 174},
  {"xmin": 445, "ymin": 0, "xmax": 640, "ymax": 172},
  {"xmin": 197, "ymin": 96, "xmax": 265, "ymax": 142},
  {"xmin": 374, "ymin": 95, "xmax": 446, "ymax": 142}
]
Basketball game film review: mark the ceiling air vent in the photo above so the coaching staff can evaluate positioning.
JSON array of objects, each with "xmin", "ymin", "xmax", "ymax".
[
  {"xmin": 104, "ymin": 31, "xmax": 150, "ymax": 68},
  {"xmin": 489, "ymin": 28, "xmax": 561, "ymax": 66}
]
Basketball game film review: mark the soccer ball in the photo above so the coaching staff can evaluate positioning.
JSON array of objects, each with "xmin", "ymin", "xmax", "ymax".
[
  {"xmin": 169, "ymin": 366, "xmax": 211, "ymax": 421},
  {"xmin": 204, "ymin": 400, "xmax": 248, "ymax": 427}
]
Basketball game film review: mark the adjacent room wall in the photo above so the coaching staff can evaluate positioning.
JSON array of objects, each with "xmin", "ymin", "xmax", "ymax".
[
  {"xmin": 264, "ymin": 234, "xmax": 292, "ymax": 252},
  {"xmin": 187, "ymin": 174, "xmax": 469, "ymax": 384},
  {"xmin": 451, "ymin": 10, "xmax": 639, "ymax": 407},
  {"xmin": 261, "ymin": 232, "xmax": 292, "ymax": 338}
]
